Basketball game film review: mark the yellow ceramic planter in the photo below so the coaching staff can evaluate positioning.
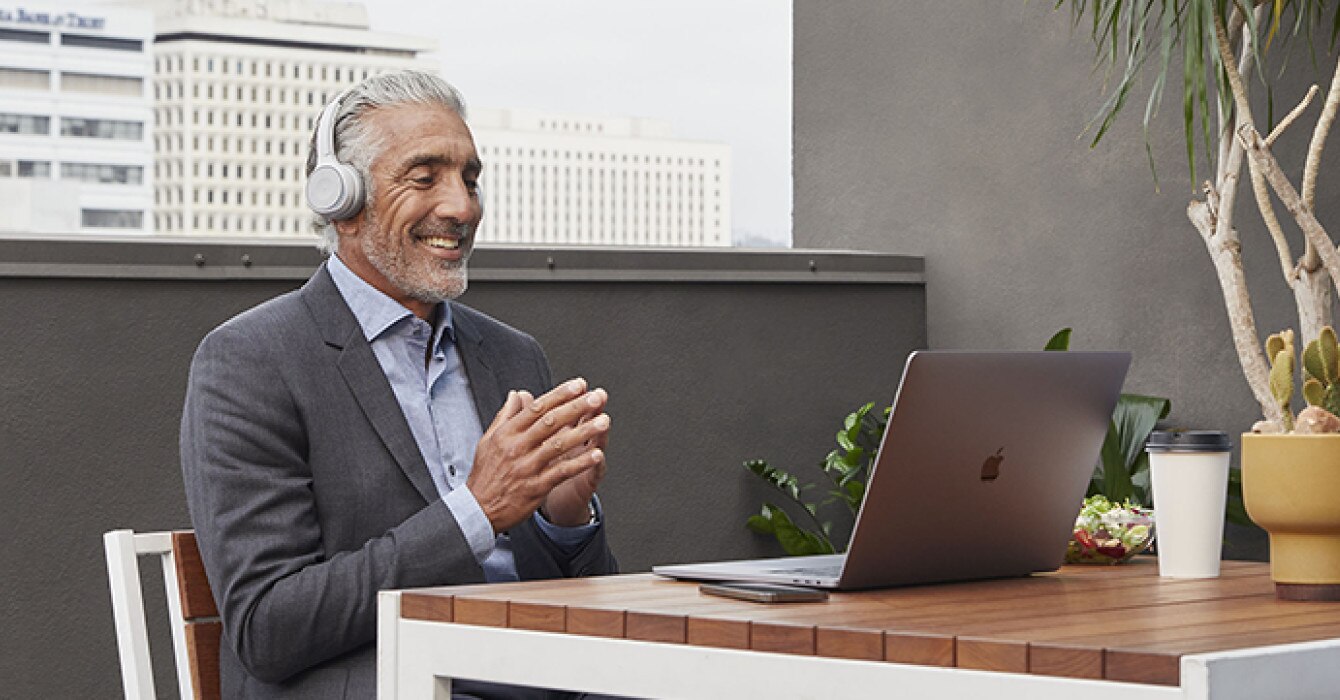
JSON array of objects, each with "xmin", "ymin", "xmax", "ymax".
[{"xmin": 1241, "ymin": 433, "xmax": 1340, "ymax": 600}]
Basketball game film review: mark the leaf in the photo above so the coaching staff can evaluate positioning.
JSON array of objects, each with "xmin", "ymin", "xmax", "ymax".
[
  {"xmin": 1044, "ymin": 328, "xmax": 1073, "ymax": 351},
  {"xmin": 746, "ymin": 513, "xmax": 775, "ymax": 534},
  {"xmin": 744, "ymin": 459, "xmax": 805, "ymax": 503},
  {"xmin": 843, "ymin": 480, "xmax": 865, "ymax": 512},
  {"xmin": 762, "ymin": 505, "xmax": 834, "ymax": 556},
  {"xmin": 1110, "ymin": 393, "xmax": 1172, "ymax": 471},
  {"xmin": 1267, "ymin": 333, "xmax": 1287, "ymax": 365},
  {"xmin": 1304, "ymin": 378, "xmax": 1325, "ymax": 406},
  {"xmin": 1099, "ymin": 425, "xmax": 1134, "ymax": 502},
  {"xmin": 1266, "ymin": 0, "xmax": 1283, "ymax": 50},
  {"xmin": 1129, "ymin": 452, "xmax": 1153, "ymax": 506},
  {"xmin": 1322, "ymin": 327, "xmax": 1340, "ymax": 382},
  {"xmin": 836, "ymin": 431, "xmax": 857, "ymax": 452},
  {"xmin": 1304, "ymin": 339, "xmax": 1325, "ymax": 382},
  {"xmin": 1269, "ymin": 349, "xmax": 1295, "ymax": 406}
]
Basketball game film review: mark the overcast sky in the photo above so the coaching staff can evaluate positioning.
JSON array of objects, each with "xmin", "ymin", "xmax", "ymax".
[{"xmin": 364, "ymin": 0, "xmax": 792, "ymax": 247}]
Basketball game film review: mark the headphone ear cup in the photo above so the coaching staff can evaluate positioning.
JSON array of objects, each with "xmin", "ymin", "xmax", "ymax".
[{"xmin": 306, "ymin": 161, "xmax": 364, "ymax": 220}]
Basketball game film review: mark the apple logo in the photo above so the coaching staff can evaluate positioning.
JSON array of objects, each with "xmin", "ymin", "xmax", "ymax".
[{"xmin": 981, "ymin": 447, "xmax": 1004, "ymax": 482}]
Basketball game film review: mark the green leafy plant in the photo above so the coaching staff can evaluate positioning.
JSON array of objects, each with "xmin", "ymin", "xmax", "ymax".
[{"xmin": 744, "ymin": 402, "xmax": 888, "ymax": 555}]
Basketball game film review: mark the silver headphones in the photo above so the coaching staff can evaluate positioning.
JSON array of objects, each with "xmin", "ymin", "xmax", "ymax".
[{"xmin": 305, "ymin": 90, "xmax": 365, "ymax": 221}]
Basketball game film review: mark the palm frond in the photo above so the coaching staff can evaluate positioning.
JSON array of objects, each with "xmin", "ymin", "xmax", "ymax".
[{"xmin": 1059, "ymin": 0, "xmax": 1338, "ymax": 185}]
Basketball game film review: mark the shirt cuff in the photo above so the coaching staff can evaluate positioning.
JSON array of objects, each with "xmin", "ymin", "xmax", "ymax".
[
  {"xmin": 444, "ymin": 487, "xmax": 496, "ymax": 564},
  {"xmin": 533, "ymin": 495, "xmax": 602, "ymax": 553}
]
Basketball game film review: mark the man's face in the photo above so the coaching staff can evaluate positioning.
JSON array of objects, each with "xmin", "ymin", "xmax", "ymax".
[{"xmin": 336, "ymin": 103, "xmax": 483, "ymax": 318}]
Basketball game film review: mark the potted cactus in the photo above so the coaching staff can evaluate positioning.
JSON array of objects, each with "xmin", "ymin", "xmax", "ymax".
[{"xmin": 1244, "ymin": 327, "xmax": 1340, "ymax": 600}]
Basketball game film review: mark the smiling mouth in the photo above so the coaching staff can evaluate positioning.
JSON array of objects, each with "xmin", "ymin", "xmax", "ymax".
[{"xmin": 422, "ymin": 236, "xmax": 460, "ymax": 250}]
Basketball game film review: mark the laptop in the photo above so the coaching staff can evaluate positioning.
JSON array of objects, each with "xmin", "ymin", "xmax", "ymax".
[{"xmin": 653, "ymin": 350, "xmax": 1131, "ymax": 590}]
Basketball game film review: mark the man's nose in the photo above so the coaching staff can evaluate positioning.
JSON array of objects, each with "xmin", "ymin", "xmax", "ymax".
[{"xmin": 433, "ymin": 178, "xmax": 479, "ymax": 222}]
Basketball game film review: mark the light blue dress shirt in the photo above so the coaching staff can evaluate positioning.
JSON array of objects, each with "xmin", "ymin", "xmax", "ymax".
[{"xmin": 327, "ymin": 254, "xmax": 597, "ymax": 582}]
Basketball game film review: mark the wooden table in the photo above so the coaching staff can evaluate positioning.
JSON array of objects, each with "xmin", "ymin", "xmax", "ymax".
[{"xmin": 377, "ymin": 559, "xmax": 1340, "ymax": 699}]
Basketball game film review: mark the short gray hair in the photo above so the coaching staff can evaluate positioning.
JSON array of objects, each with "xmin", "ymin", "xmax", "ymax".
[{"xmin": 306, "ymin": 70, "xmax": 467, "ymax": 253}]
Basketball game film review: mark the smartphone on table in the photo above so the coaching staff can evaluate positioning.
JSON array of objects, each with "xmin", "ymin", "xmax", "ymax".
[{"xmin": 698, "ymin": 582, "xmax": 829, "ymax": 603}]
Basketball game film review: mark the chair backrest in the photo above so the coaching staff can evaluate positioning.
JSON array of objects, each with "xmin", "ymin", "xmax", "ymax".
[{"xmin": 104, "ymin": 529, "xmax": 221, "ymax": 700}]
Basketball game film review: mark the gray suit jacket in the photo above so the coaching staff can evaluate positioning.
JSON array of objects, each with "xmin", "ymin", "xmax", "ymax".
[{"xmin": 181, "ymin": 265, "xmax": 617, "ymax": 698}]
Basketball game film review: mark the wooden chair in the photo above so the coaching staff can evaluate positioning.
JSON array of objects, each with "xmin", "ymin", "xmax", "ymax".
[{"xmin": 104, "ymin": 529, "xmax": 221, "ymax": 700}]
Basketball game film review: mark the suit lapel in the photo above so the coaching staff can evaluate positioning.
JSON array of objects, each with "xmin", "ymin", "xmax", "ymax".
[
  {"xmin": 450, "ymin": 303, "xmax": 505, "ymax": 424},
  {"xmin": 301, "ymin": 264, "xmax": 440, "ymax": 505}
]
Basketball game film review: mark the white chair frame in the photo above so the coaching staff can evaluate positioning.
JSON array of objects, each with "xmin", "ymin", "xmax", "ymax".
[{"xmin": 103, "ymin": 529, "xmax": 199, "ymax": 700}]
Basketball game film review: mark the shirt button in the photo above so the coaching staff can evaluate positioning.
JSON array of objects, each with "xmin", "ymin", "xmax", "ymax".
[{"xmin": 448, "ymin": 464, "xmax": 456, "ymax": 476}]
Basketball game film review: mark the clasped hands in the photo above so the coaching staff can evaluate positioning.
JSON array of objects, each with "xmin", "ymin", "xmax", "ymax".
[{"xmin": 467, "ymin": 377, "xmax": 610, "ymax": 532}]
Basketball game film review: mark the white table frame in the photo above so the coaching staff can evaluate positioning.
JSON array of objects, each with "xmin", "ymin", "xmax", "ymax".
[{"xmin": 377, "ymin": 590, "xmax": 1340, "ymax": 700}]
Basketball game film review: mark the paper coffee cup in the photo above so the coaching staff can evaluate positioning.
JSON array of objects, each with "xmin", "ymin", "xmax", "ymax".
[{"xmin": 1146, "ymin": 430, "xmax": 1232, "ymax": 578}]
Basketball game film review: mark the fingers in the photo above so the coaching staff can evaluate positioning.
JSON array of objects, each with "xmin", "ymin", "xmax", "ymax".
[
  {"xmin": 508, "ymin": 380, "xmax": 607, "ymax": 449},
  {"xmin": 518, "ymin": 379, "xmax": 605, "ymax": 430},
  {"xmin": 549, "ymin": 445, "xmax": 605, "ymax": 484},
  {"xmin": 539, "ymin": 413, "xmax": 611, "ymax": 457},
  {"xmin": 484, "ymin": 390, "xmax": 524, "ymax": 435},
  {"xmin": 523, "ymin": 378, "xmax": 587, "ymax": 422}
]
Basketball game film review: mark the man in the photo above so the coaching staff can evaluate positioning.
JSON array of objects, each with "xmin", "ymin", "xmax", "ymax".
[{"xmin": 181, "ymin": 70, "xmax": 617, "ymax": 698}]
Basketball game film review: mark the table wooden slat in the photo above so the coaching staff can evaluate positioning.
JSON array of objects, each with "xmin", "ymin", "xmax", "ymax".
[
  {"xmin": 751, "ymin": 621, "xmax": 815, "ymax": 655},
  {"xmin": 687, "ymin": 617, "xmax": 750, "ymax": 649},
  {"xmin": 626, "ymin": 611, "xmax": 685, "ymax": 643},
  {"xmin": 885, "ymin": 630, "xmax": 955, "ymax": 667},
  {"xmin": 956, "ymin": 636, "xmax": 1028, "ymax": 673},
  {"xmin": 816, "ymin": 627, "xmax": 884, "ymax": 661},
  {"xmin": 453, "ymin": 597, "xmax": 508, "ymax": 628},
  {"xmin": 509, "ymin": 602, "xmax": 565, "ymax": 633},
  {"xmin": 1028, "ymin": 642, "xmax": 1104, "ymax": 680}
]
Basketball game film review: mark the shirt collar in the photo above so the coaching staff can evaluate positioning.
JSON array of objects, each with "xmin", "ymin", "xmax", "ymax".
[{"xmin": 326, "ymin": 253, "xmax": 456, "ymax": 345}]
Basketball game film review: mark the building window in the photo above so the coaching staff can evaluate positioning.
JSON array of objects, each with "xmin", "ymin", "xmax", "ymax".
[
  {"xmin": 0, "ymin": 28, "xmax": 48, "ymax": 44},
  {"xmin": 61, "ymin": 72, "xmax": 142, "ymax": 97},
  {"xmin": 0, "ymin": 113, "xmax": 50, "ymax": 135},
  {"xmin": 60, "ymin": 34, "xmax": 142, "ymax": 52},
  {"xmin": 82, "ymin": 209, "xmax": 144, "ymax": 229},
  {"xmin": 10, "ymin": 160, "xmax": 52, "ymax": 178},
  {"xmin": 0, "ymin": 66, "xmax": 50, "ymax": 90},
  {"xmin": 60, "ymin": 162, "xmax": 145, "ymax": 185},
  {"xmin": 60, "ymin": 117, "xmax": 143, "ymax": 140}
]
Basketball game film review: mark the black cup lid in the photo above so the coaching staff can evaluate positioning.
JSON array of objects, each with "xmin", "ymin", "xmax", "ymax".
[{"xmin": 1146, "ymin": 430, "xmax": 1232, "ymax": 453}]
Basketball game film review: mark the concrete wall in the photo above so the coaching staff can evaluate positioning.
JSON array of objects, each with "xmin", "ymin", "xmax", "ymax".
[
  {"xmin": 794, "ymin": 2, "xmax": 1340, "ymax": 556},
  {"xmin": 0, "ymin": 237, "xmax": 924, "ymax": 698}
]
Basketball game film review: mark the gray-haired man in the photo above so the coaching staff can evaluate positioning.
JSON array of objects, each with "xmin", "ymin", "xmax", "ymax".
[{"xmin": 182, "ymin": 70, "xmax": 617, "ymax": 699}]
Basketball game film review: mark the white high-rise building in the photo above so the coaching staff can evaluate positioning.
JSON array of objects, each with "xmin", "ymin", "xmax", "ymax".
[
  {"xmin": 0, "ymin": 3, "xmax": 154, "ymax": 234},
  {"xmin": 470, "ymin": 108, "xmax": 731, "ymax": 247},
  {"xmin": 133, "ymin": 0, "xmax": 434, "ymax": 237}
]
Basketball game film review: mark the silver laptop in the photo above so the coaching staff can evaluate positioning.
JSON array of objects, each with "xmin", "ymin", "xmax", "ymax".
[{"xmin": 653, "ymin": 350, "xmax": 1131, "ymax": 590}]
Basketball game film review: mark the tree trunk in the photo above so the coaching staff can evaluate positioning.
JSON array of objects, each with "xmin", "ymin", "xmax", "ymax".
[
  {"xmin": 1293, "ymin": 267, "xmax": 1333, "ymax": 344},
  {"xmin": 1189, "ymin": 197, "xmax": 1283, "ymax": 426}
]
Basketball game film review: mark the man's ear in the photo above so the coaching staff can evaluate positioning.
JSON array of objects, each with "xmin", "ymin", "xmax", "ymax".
[{"xmin": 333, "ymin": 214, "xmax": 361, "ymax": 238}]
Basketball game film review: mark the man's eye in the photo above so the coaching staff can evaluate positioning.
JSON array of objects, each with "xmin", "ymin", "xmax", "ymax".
[
  {"xmin": 465, "ymin": 180, "xmax": 480, "ymax": 193},
  {"xmin": 412, "ymin": 176, "xmax": 434, "ymax": 186}
]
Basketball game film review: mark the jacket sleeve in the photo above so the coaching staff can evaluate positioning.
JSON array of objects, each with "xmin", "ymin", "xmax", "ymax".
[{"xmin": 180, "ymin": 320, "xmax": 483, "ymax": 684}]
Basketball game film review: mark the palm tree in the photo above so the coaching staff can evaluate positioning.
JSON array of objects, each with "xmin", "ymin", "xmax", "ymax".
[{"xmin": 1057, "ymin": 0, "xmax": 1340, "ymax": 429}]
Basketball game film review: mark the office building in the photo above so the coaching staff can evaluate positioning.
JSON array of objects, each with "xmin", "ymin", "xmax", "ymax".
[
  {"xmin": 0, "ymin": 3, "xmax": 154, "ymax": 234},
  {"xmin": 132, "ymin": 0, "xmax": 435, "ymax": 236},
  {"xmin": 471, "ymin": 108, "xmax": 732, "ymax": 247}
]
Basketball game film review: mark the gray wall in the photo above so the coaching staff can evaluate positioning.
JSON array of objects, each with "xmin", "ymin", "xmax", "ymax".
[
  {"xmin": 0, "ymin": 237, "xmax": 923, "ymax": 698},
  {"xmin": 794, "ymin": 3, "xmax": 1340, "ymax": 554}
]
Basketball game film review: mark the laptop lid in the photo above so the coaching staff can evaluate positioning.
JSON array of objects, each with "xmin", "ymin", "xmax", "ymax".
[{"xmin": 652, "ymin": 350, "xmax": 1131, "ymax": 590}]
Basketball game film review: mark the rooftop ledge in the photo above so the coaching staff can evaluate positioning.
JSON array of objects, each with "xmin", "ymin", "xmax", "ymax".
[{"xmin": 0, "ymin": 234, "xmax": 924, "ymax": 285}]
